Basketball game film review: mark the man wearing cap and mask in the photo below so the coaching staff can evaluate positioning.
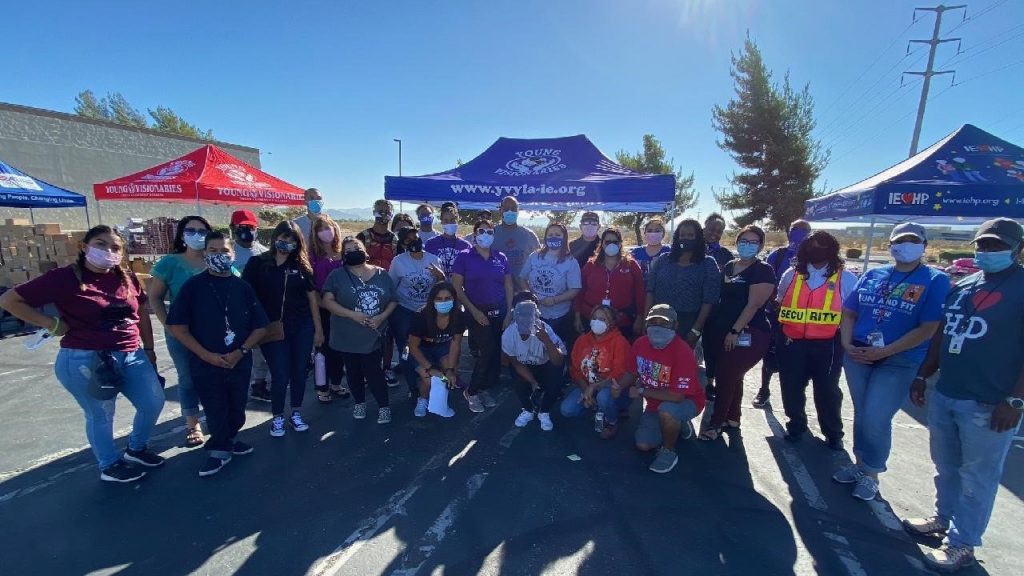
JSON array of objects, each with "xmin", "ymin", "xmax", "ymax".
[
  {"xmin": 569, "ymin": 211, "xmax": 602, "ymax": 269},
  {"xmin": 501, "ymin": 294, "xmax": 567, "ymax": 432},
  {"xmin": 493, "ymin": 196, "xmax": 539, "ymax": 278},
  {"xmin": 292, "ymin": 188, "xmax": 324, "ymax": 242},
  {"xmin": 230, "ymin": 210, "xmax": 267, "ymax": 271},
  {"xmin": 904, "ymin": 217, "xmax": 1024, "ymax": 573}
]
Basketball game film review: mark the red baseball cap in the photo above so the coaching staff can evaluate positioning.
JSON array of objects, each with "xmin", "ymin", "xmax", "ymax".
[{"xmin": 231, "ymin": 210, "xmax": 258, "ymax": 227}]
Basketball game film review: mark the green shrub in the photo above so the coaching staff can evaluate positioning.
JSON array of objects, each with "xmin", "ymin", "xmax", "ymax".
[
  {"xmin": 846, "ymin": 248, "xmax": 863, "ymax": 259},
  {"xmin": 939, "ymin": 250, "xmax": 974, "ymax": 263}
]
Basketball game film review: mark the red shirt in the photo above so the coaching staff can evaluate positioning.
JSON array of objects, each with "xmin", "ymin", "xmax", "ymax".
[
  {"xmin": 570, "ymin": 328, "xmax": 632, "ymax": 385},
  {"xmin": 575, "ymin": 258, "xmax": 645, "ymax": 327},
  {"xmin": 629, "ymin": 335, "xmax": 704, "ymax": 413}
]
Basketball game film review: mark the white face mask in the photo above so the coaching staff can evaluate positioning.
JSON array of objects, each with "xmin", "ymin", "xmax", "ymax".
[
  {"xmin": 581, "ymin": 224, "xmax": 599, "ymax": 239},
  {"xmin": 604, "ymin": 243, "xmax": 620, "ymax": 257},
  {"xmin": 890, "ymin": 243, "xmax": 925, "ymax": 264},
  {"xmin": 442, "ymin": 223, "xmax": 459, "ymax": 235},
  {"xmin": 476, "ymin": 233, "xmax": 494, "ymax": 248},
  {"xmin": 590, "ymin": 319, "xmax": 608, "ymax": 335}
]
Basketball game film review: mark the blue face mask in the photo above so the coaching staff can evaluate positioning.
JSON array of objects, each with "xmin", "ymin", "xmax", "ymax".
[
  {"xmin": 307, "ymin": 199, "xmax": 323, "ymax": 214},
  {"xmin": 434, "ymin": 300, "xmax": 455, "ymax": 314},
  {"xmin": 419, "ymin": 215, "xmax": 434, "ymax": 226},
  {"xmin": 204, "ymin": 252, "xmax": 233, "ymax": 274},
  {"xmin": 975, "ymin": 250, "xmax": 1015, "ymax": 273},
  {"xmin": 737, "ymin": 243, "xmax": 760, "ymax": 260},
  {"xmin": 502, "ymin": 211, "xmax": 518, "ymax": 225},
  {"xmin": 275, "ymin": 240, "xmax": 297, "ymax": 253},
  {"xmin": 546, "ymin": 237, "xmax": 563, "ymax": 250}
]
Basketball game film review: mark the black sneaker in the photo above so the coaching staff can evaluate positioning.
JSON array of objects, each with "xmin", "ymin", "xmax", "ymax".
[
  {"xmin": 250, "ymin": 384, "xmax": 271, "ymax": 402},
  {"xmin": 100, "ymin": 460, "xmax": 146, "ymax": 483},
  {"xmin": 752, "ymin": 389, "xmax": 770, "ymax": 408},
  {"xmin": 784, "ymin": 431, "xmax": 804, "ymax": 443},
  {"xmin": 123, "ymin": 447, "xmax": 165, "ymax": 468},
  {"xmin": 231, "ymin": 441, "xmax": 254, "ymax": 455},
  {"xmin": 826, "ymin": 437, "xmax": 845, "ymax": 451},
  {"xmin": 198, "ymin": 456, "xmax": 232, "ymax": 477}
]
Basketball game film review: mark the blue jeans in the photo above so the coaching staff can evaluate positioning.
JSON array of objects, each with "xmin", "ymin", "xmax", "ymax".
[
  {"xmin": 390, "ymin": 305, "xmax": 419, "ymax": 395},
  {"xmin": 560, "ymin": 387, "xmax": 631, "ymax": 425},
  {"xmin": 165, "ymin": 329, "xmax": 201, "ymax": 417},
  {"xmin": 55, "ymin": 348, "xmax": 165, "ymax": 469},
  {"xmin": 928, "ymin": 389, "xmax": 1017, "ymax": 548},
  {"xmin": 843, "ymin": 354, "xmax": 918, "ymax": 474},
  {"xmin": 408, "ymin": 343, "xmax": 450, "ymax": 397},
  {"xmin": 261, "ymin": 316, "xmax": 314, "ymax": 416}
]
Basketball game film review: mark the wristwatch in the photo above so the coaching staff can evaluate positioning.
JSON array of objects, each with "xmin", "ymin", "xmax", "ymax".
[
  {"xmin": 728, "ymin": 328, "xmax": 740, "ymax": 335},
  {"xmin": 689, "ymin": 328, "xmax": 702, "ymax": 337},
  {"xmin": 1006, "ymin": 396, "xmax": 1024, "ymax": 410},
  {"xmin": 240, "ymin": 346, "xmax": 251, "ymax": 355}
]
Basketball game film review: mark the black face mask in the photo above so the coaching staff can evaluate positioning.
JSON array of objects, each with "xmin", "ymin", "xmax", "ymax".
[
  {"xmin": 236, "ymin": 228, "xmax": 255, "ymax": 243},
  {"xmin": 676, "ymin": 239, "xmax": 697, "ymax": 252},
  {"xmin": 344, "ymin": 250, "xmax": 368, "ymax": 266},
  {"xmin": 805, "ymin": 245, "xmax": 828, "ymax": 263},
  {"xmin": 407, "ymin": 239, "xmax": 424, "ymax": 253}
]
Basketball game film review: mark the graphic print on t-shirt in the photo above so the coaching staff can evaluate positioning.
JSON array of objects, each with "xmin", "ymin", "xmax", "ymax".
[
  {"xmin": 942, "ymin": 285, "xmax": 1000, "ymax": 341},
  {"xmin": 355, "ymin": 285, "xmax": 384, "ymax": 316},
  {"xmin": 528, "ymin": 264, "xmax": 559, "ymax": 297},
  {"xmin": 857, "ymin": 276, "xmax": 927, "ymax": 323},
  {"xmin": 581, "ymin": 347, "xmax": 602, "ymax": 383},
  {"xmin": 637, "ymin": 356, "xmax": 672, "ymax": 389},
  {"xmin": 402, "ymin": 270, "xmax": 434, "ymax": 306}
]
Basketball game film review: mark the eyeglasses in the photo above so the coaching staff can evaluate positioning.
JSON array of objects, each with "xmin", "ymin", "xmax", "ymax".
[
  {"xmin": 737, "ymin": 240, "xmax": 761, "ymax": 247},
  {"xmin": 183, "ymin": 228, "xmax": 207, "ymax": 236},
  {"xmin": 476, "ymin": 229, "xmax": 495, "ymax": 235}
]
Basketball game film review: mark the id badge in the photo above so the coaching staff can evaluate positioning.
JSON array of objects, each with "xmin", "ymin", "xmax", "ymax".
[
  {"xmin": 486, "ymin": 309, "xmax": 501, "ymax": 319},
  {"xmin": 867, "ymin": 330, "xmax": 885, "ymax": 348},
  {"xmin": 737, "ymin": 332, "xmax": 752, "ymax": 347},
  {"xmin": 601, "ymin": 298, "xmax": 611, "ymax": 306},
  {"xmin": 224, "ymin": 330, "xmax": 236, "ymax": 346},
  {"xmin": 948, "ymin": 333, "xmax": 965, "ymax": 355}
]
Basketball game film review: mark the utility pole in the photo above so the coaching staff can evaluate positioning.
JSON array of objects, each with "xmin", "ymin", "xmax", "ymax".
[{"xmin": 905, "ymin": 4, "xmax": 965, "ymax": 157}]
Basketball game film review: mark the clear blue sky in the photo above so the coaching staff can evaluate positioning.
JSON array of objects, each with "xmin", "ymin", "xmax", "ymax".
[{"xmin": 4, "ymin": 0, "xmax": 1023, "ymax": 219}]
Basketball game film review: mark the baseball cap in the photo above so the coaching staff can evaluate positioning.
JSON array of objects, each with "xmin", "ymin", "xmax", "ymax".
[
  {"xmin": 646, "ymin": 303, "xmax": 677, "ymax": 324},
  {"xmin": 513, "ymin": 300, "xmax": 539, "ymax": 335},
  {"xmin": 581, "ymin": 211, "xmax": 600, "ymax": 224},
  {"xmin": 890, "ymin": 222, "xmax": 927, "ymax": 242},
  {"xmin": 973, "ymin": 217, "xmax": 1023, "ymax": 247},
  {"xmin": 231, "ymin": 210, "xmax": 258, "ymax": 227}
]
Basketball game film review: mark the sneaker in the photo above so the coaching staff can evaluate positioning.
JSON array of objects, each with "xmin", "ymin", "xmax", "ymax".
[
  {"xmin": 414, "ymin": 398, "xmax": 428, "ymax": 418},
  {"xmin": 231, "ymin": 441, "xmax": 254, "ymax": 455},
  {"xmin": 385, "ymin": 369, "xmax": 400, "ymax": 387},
  {"xmin": 600, "ymin": 423, "xmax": 619, "ymax": 439},
  {"xmin": 290, "ymin": 411, "xmax": 309, "ymax": 432},
  {"xmin": 250, "ymin": 383, "xmax": 271, "ymax": 402},
  {"xmin": 353, "ymin": 403, "xmax": 367, "ymax": 420},
  {"xmin": 378, "ymin": 407, "xmax": 392, "ymax": 424},
  {"xmin": 464, "ymin": 391, "xmax": 485, "ymax": 413},
  {"xmin": 681, "ymin": 420, "xmax": 695, "ymax": 440},
  {"xmin": 826, "ymin": 437, "xmax": 845, "ymax": 451},
  {"xmin": 852, "ymin": 475, "xmax": 880, "ymax": 501},
  {"xmin": 331, "ymin": 384, "xmax": 351, "ymax": 399},
  {"xmin": 649, "ymin": 447, "xmax": 679, "ymax": 474},
  {"xmin": 924, "ymin": 544, "xmax": 975, "ymax": 573},
  {"xmin": 270, "ymin": 416, "xmax": 286, "ymax": 437},
  {"xmin": 198, "ymin": 455, "xmax": 231, "ymax": 477},
  {"xmin": 514, "ymin": 409, "xmax": 535, "ymax": 427},
  {"xmin": 902, "ymin": 516, "xmax": 949, "ymax": 537},
  {"xmin": 99, "ymin": 460, "xmax": 146, "ymax": 483},
  {"xmin": 538, "ymin": 412, "xmax": 554, "ymax": 431},
  {"xmin": 832, "ymin": 464, "xmax": 863, "ymax": 485},
  {"xmin": 478, "ymin": 390, "xmax": 498, "ymax": 408},
  {"xmin": 123, "ymin": 447, "xmax": 165, "ymax": 468},
  {"xmin": 752, "ymin": 389, "xmax": 770, "ymax": 408},
  {"xmin": 784, "ymin": 430, "xmax": 804, "ymax": 443}
]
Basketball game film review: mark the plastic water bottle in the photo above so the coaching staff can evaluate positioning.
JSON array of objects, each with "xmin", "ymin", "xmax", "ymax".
[
  {"xmin": 313, "ymin": 351, "xmax": 326, "ymax": 390},
  {"xmin": 24, "ymin": 328, "xmax": 53, "ymax": 351},
  {"xmin": 594, "ymin": 411, "xmax": 605, "ymax": 432}
]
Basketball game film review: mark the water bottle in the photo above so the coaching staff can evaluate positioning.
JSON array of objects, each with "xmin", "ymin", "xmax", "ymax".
[
  {"xmin": 313, "ymin": 351, "xmax": 326, "ymax": 390},
  {"xmin": 24, "ymin": 328, "xmax": 53, "ymax": 351},
  {"xmin": 594, "ymin": 411, "xmax": 605, "ymax": 432}
]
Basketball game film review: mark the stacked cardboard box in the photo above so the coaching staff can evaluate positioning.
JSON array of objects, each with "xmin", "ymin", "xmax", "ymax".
[{"xmin": 0, "ymin": 220, "xmax": 85, "ymax": 287}]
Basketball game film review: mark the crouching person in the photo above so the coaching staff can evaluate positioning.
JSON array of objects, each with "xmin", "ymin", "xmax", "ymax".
[
  {"xmin": 617, "ymin": 304, "xmax": 706, "ymax": 474},
  {"xmin": 168, "ymin": 232, "xmax": 268, "ymax": 477},
  {"xmin": 502, "ymin": 293, "xmax": 567, "ymax": 431}
]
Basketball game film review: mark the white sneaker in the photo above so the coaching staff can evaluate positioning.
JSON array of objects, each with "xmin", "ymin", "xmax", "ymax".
[
  {"xmin": 378, "ymin": 407, "xmax": 392, "ymax": 424},
  {"xmin": 290, "ymin": 411, "xmax": 309, "ymax": 432},
  {"xmin": 270, "ymin": 416, "xmax": 286, "ymax": 437},
  {"xmin": 538, "ymin": 412, "xmax": 554, "ymax": 431},
  {"xmin": 414, "ymin": 398, "xmax": 428, "ymax": 418},
  {"xmin": 514, "ymin": 409, "xmax": 535, "ymax": 427},
  {"xmin": 353, "ymin": 403, "xmax": 367, "ymax": 420}
]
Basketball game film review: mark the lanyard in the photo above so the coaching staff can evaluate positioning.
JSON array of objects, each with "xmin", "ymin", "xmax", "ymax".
[
  {"xmin": 871, "ymin": 264, "xmax": 921, "ymax": 326},
  {"xmin": 206, "ymin": 276, "xmax": 234, "ymax": 335}
]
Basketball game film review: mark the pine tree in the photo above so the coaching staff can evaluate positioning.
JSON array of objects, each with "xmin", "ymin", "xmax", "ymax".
[{"xmin": 613, "ymin": 134, "xmax": 697, "ymax": 245}]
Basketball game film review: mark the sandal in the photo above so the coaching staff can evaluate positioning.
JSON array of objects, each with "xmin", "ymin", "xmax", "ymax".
[
  {"xmin": 317, "ymin": 390, "xmax": 333, "ymax": 404},
  {"xmin": 699, "ymin": 427, "xmax": 723, "ymax": 441},
  {"xmin": 185, "ymin": 425, "xmax": 204, "ymax": 447},
  {"xmin": 724, "ymin": 420, "xmax": 740, "ymax": 430},
  {"xmin": 331, "ymin": 385, "xmax": 351, "ymax": 399}
]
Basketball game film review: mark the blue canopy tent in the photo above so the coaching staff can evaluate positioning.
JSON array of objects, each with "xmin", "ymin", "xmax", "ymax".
[
  {"xmin": 803, "ymin": 123, "xmax": 1024, "ymax": 265},
  {"xmin": 0, "ymin": 159, "xmax": 89, "ymax": 225},
  {"xmin": 384, "ymin": 135, "xmax": 676, "ymax": 213}
]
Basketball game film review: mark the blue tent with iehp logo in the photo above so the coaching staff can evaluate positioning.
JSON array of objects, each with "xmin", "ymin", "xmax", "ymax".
[
  {"xmin": 0, "ymin": 158, "xmax": 89, "ymax": 224},
  {"xmin": 384, "ymin": 135, "xmax": 676, "ymax": 212}
]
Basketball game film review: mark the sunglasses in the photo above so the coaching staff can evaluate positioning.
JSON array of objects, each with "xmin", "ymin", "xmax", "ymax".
[
  {"xmin": 183, "ymin": 228, "xmax": 207, "ymax": 236},
  {"xmin": 476, "ymin": 229, "xmax": 495, "ymax": 235}
]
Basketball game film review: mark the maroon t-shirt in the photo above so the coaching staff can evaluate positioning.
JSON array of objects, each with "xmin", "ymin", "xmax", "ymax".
[{"xmin": 16, "ymin": 266, "xmax": 147, "ymax": 352}]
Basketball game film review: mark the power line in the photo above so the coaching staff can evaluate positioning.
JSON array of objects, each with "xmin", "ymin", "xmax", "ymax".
[
  {"xmin": 946, "ymin": 0, "xmax": 1010, "ymax": 34},
  {"xmin": 822, "ymin": 79, "xmax": 921, "ymax": 151},
  {"xmin": 942, "ymin": 27, "xmax": 1024, "ymax": 68}
]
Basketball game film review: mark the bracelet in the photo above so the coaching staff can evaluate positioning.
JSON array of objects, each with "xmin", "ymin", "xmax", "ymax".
[
  {"xmin": 51, "ymin": 317, "xmax": 61, "ymax": 333},
  {"xmin": 913, "ymin": 376, "xmax": 927, "ymax": 382}
]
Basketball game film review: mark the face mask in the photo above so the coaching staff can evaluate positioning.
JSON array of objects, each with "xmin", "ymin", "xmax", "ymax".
[
  {"xmin": 604, "ymin": 242, "xmax": 620, "ymax": 257},
  {"xmin": 434, "ymin": 300, "xmax": 455, "ymax": 314},
  {"xmin": 476, "ymin": 233, "xmax": 495, "ymax": 248},
  {"xmin": 890, "ymin": 243, "xmax": 924, "ymax": 264},
  {"xmin": 443, "ymin": 223, "xmax": 459, "ymax": 235},
  {"xmin": 789, "ymin": 228, "xmax": 810, "ymax": 247},
  {"xmin": 546, "ymin": 237, "xmax": 563, "ymax": 250},
  {"xmin": 707, "ymin": 241, "xmax": 721, "ymax": 251},
  {"xmin": 85, "ymin": 246, "xmax": 121, "ymax": 270},
  {"xmin": 407, "ymin": 238, "xmax": 424, "ymax": 253},
  {"xmin": 737, "ymin": 243, "xmax": 760, "ymax": 260},
  {"xmin": 646, "ymin": 326, "xmax": 676, "ymax": 349},
  {"xmin": 204, "ymin": 252, "xmax": 233, "ymax": 274},
  {"xmin": 374, "ymin": 211, "xmax": 392, "ymax": 224},
  {"xmin": 975, "ymin": 250, "xmax": 1015, "ymax": 273},
  {"xmin": 236, "ymin": 227, "xmax": 255, "ymax": 244},
  {"xmin": 805, "ymin": 245, "xmax": 828, "ymax": 263},
  {"xmin": 184, "ymin": 233, "xmax": 207, "ymax": 251},
  {"xmin": 502, "ymin": 211, "xmax": 518, "ymax": 225},
  {"xmin": 307, "ymin": 199, "xmax": 323, "ymax": 214},
  {"xmin": 344, "ymin": 250, "xmax": 368, "ymax": 266},
  {"xmin": 675, "ymin": 239, "xmax": 697, "ymax": 252},
  {"xmin": 317, "ymin": 228, "xmax": 335, "ymax": 243},
  {"xmin": 419, "ymin": 215, "xmax": 434, "ymax": 226},
  {"xmin": 581, "ymin": 224, "xmax": 599, "ymax": 239},
  {"xmin": 275, "ymin": 240, "xmax": 297, "ymax": 253},
  {"xmin": 590, "ymin": 319, "xmax": 608, "ymax": 335},
  {"xmin": 645, "ymin": 231, "xmax": 664, "ymax": 245}
]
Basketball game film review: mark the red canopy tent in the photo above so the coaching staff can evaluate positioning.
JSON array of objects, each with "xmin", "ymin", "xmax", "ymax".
[{"xmin": 93, "ymin": 145, "xmax": 305, "ymax": 216}]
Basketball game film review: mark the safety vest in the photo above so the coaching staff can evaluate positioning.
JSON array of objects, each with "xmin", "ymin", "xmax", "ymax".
[{"xmin": 778, "ymin": 271, "xmax": 843, "ymax": 340}]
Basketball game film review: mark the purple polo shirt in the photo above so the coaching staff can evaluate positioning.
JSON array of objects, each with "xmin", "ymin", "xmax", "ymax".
[{"xmin": 452, "ymin": 248, "xmax": 509, "ymax": 309}]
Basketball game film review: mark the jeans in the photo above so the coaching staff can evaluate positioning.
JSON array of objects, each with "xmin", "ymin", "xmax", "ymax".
[
  {"xmin": 512, "ymin": 362, "xmax": 562, "ymax": 413},
  {"xmin": 191, "ymin": 359, "xmax": 251, "ymax": 459},
  {"xmin": 55, "ymin": 348, "xmax": 165, "ymax": 469},
  {"xmin": 408, "ymin": 344, "xmax": 451, "ymax": 398},
  {"xmin": 390, "ymin": 305, "xmax": 419, "ymax": 395},
  {"xmin": 251, "ymin": 346, "xmax": 270, "ymax": 383},
  {"xmin": 468, "ymin": 308, "xmax": 505, "ymax": 396},
  {"xmin": 261, "ymin": 316, "xmax": 314, "ymax": 415},
  {"xmin": 165, "ymin": 329, "xmax": 201, "ymax": 417},
  {"xmin": 928, "ymin": 389, "xmax": 1017, "ymax": 548},
  {"xmin": 778, "ymin": 336, "xmax": 844, "ymax": 441},
  {"xmin": 561, "ymin": 386, "xmax": 632, "ymax": 425},
  {"xmin": 343, "ymin": 348, "xmax": 389, "ymax": 407},
  {"xmin": 843, "ymin": 354, "xmax": 918, "ymax": 473}
]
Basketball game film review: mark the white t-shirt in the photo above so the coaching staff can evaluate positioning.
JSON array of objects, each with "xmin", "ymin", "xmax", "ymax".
[
  {"xmin": 388, "ymin": 252, "xmax": 441, "ymax": 312},
  {"xmin": 776, "ymin": 264, "xmax": 858, "ymax": 304},
  {"xmin": 501, "ymin": 320, "xmax": 566, "ymax": 366},
  {"xmin": 519, "ymin": 251, "xmax": 582, "ymax": 320}
]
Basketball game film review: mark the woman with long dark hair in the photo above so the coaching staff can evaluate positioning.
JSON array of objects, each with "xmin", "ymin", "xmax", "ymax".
[
  {"xmin": 310, "ymin": 216, "xmax": 349, "ymax": 402},
  {"xmin": 574, "ymin": 227, "xmax": 646, "ymax": 339},
  {"xmin": 407, "ymin": 281, "xmax": 464, "ymax": 417},
  {"xmin": 0, "ymin": 226, "xmax": 165, "ymax": 483},
  {"xmin": 646, "ymin": 219, "xmax": 721, "ymax": 347},
  {"xmin": 243, "ymin": 221, "xmax": 323, "ymax": 437},
  {"xmin": 149, "ymin": 215, "xmax": 212, "ymax": 447},
  {"xmin": 519, "ymin": 222, "xmax": 582, "ymax": 348}
]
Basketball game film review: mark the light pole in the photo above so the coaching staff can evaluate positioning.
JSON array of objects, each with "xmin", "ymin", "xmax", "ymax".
[{"xmin": 393, "ymin": 138, "xmax": 403, "ymax": 213}]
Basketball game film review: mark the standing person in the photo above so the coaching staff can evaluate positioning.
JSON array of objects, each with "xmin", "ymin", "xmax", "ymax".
[
  {"xmin": 149, "ymin": 215, "xmax": 212, "ymax": 447},
  {"xmin": 463, "ymin": 209, "xmax": 492, "ymax": 246},
  {"xmin": 407, "ymin": 281, "xmax": 464, "ymax": 418},
  {"xmin": 230, "ymin": 209, "xmax": 272, "ymax": 402},
  {"xmin": 391, "ymin": 213, "xmax": 415, "ymax": 238},
  {"xmin": 560, "ymin": 305, "xmax": 633, "ymax": 438},
  {"xmin": 390, "ymin": 227, "xmax": 445, "ymax": 400},
  {"xmin": 902, "ymin": 218, "xmax": 1024, "ymax": 572},
  {"xmin": 493, "ymin": 196, "xmax": 540, "ymax": 279},
  {"xmin": 359, "ymin": 199, "xmax": 400, "ymax": 384},
  {"xmin": 754, "ymin": 219, "xmax": 812, "ymax": 408},
  {"xmin": 617, "ymin": 304, "xmax": 705, "ymax": 474},
  {"xmin": 519, "ymin": 222, "xmax": 582, "ymax": 347},
  {"xmin": 310, "ymin": 216, "xmax": 350, "ymax": 402},
  {"xmin": 632, "ymin": 217, "xmax": 672, "ymax": 277},
  {"xmin": 452, "ymin": 219, "xmax": 514, "ymax": 413},
  {"xmin": 0, "ymin": 226, "xmax": 165, "ymax": 483},
  {"xmin": 704, "ymin": 213, "xmax": 735, "ymax": 270},
  {"xmin": 322, "ymin": 237, "xmax": 398, "ymax": 424},
  {"xmin": 837, "ymin": 223, "xmax": 948, "ymax": 500},
  {"xmin": 502, "ymin": 294, "xmax": 567, "ymax": 432},
  {"xmin": 425, "ymin": 205, "xmax": 471, "ymax": 276},
  {"xmin": 646, "ymin": 219, "xmax": 721, "ymax": 346},
  {"xmin": 575, "ymin": 227, "xmax": 646, "ymax": 339},
  {"xmin": 243, "ymin": 222, "xmax": 323, "ymax": 437},
  {"xmin": 699, "ymin": 226, "xmax": 776, "ymax": 441},
  {"xmin": 167, "ymin": 233, "xmax": 268, "ymax": 477},
  {"xmin": 776, "ymin": 230, "xmax": 858, "ymax": 449},
  {"xmin": 292, "ymin": 187, "xmax": 324, "ymax": 242},
  {"xmin": 415, "ymin": 204, "xmax": 438, "ymax": 243},
  {"xmin": 569, "ymin": 211, "xmax": 602, "ymax": 269}
]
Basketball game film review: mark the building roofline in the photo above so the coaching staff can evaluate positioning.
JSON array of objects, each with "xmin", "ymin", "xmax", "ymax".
[{"xmin": 0, "ymin": 101, "xmax": 260, "ymax": 154}]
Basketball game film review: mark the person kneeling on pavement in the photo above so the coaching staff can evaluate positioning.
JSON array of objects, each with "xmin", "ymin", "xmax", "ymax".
[
  {"xmin": 614, "ymin": 304, "xmax": 705, "ymax": 474},
  {"xmin": 168, "ymin": 233, "xmax": 268, "ymax": 477},
  {"xmin": 502, "ymin": 292, "xmax": 567, "ymax": 432}
]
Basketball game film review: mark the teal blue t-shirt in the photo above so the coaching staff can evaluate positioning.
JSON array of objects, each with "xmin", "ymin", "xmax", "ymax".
[{"xmin": 151, "ymin": 253, "xmax": 206, "ymax": 303}]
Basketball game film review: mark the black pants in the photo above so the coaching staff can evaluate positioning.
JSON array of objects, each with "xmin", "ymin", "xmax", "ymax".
[
  {"xmin": 342, "ymin": 348, "xmax": 389, "ymax": 407},
  {"xmin": 192, "ymin": 360, "xmax": 250, "ymax": 457},
  {"xmin": 468, "ymin": 309, "xmax": 505, "ymax": 395},
  {"xmin": 513, "ymin": 362, "xmax": 563, "ymax": 413},
  {"xmin": 777, "ymin": 335, "xmax": 844, "ymax": 441},
  {"xmin": 319, "ymin": 309, "xmax": 345, "ymax": 390}
]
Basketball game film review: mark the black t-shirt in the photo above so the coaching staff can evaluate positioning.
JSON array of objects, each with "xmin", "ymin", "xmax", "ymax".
[
  {"xmin": 242, "ymin": 254, "xmax": 316, "ymax": 322},
  {"xmin": 167, "ymin": 272, "xmax": 269, "ymax": 355},
  {"xmin": 569, "ymin": 237, "xmax": 600, "ymax": 269},
  {"xmin": 708, "ymin": 259, "xmax": 777, "ymax": 333},
  {"xmin": 410, "ymin": 311, "xmax": 466, "ymax": 347}
]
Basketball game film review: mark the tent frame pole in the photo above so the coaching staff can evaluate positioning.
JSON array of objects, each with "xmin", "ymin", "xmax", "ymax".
[
  {"xmin": 97, "ymin": 202, "xmax": 103, "ymax": 225},
  {"xmin": 84, "ymin": 205, "xmax": 91, "ymax": 229},
  {"xmin": 862, "ymin": 217, "xmax": 877, "ymax": 272}
]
